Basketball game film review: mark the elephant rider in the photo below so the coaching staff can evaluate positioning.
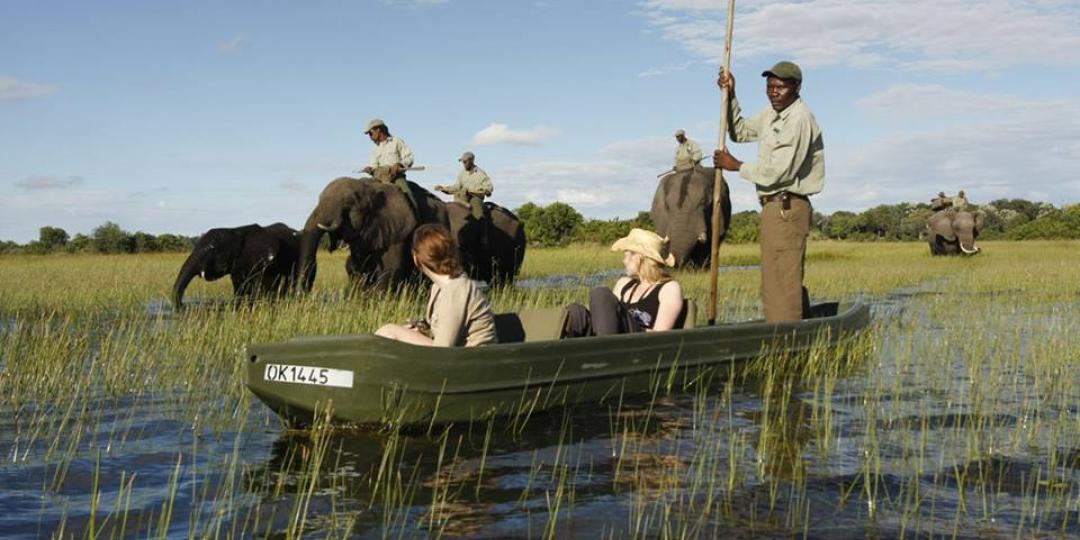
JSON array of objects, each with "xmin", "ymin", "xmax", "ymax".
[
  {"xmin": 435, "ymin": 151, "xmax": 492, "ymax": 221},
  {"xmin": 436, "ymin": 151, "xmax": 494, "ymax": 247},
  {"xmin": 930, "ymin": 191, "xmax": 954, "ymax": 212},
  {"xmin": 673, "ymin": 129, "xmax": 703, "ymax": 172},
  {"xmin": 713, "ymin": 60, "xmax": 824, "ymax": 322},
  {"xmin": 361, "ymin": 118, "xmax": 419, "ymax": 212},
  {"xmin": 952, "ymin": 190, "xmax": 969, "ymax": 210}
]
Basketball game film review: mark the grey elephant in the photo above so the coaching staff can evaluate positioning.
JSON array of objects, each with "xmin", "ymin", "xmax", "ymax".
[
  {"xmin": 172, "ymin": 223, "xmax": 300, "ymax": 309},
  {"xmin": 298, "ymin": 177, "xmax": 526, "ymax": 290},
  {"xmin": 650, "ymin": 166, "xmax": 732, "ymax": 267},
  {"xmin": 927, "ymin": 209, "xmax": 983, "ymax": 255},
  {"xmin": 445, "ymin": 202, "xmax": 526, "ymax": 284},
  {"xmin": 298, "ymin": 177, "xmax": 448, "ymax": 290}
]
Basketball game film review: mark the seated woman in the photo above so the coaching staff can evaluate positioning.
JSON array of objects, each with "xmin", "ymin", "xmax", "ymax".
[
  {"xmin": 566, "ymin": 228, "xmax": 685, "ymax": 336},
  {"xmin": 375, "ymin": 224, "xmax": 497, "ymax": 347}
]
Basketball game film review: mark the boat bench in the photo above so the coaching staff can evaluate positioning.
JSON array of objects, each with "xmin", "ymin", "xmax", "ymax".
[{"xmin": 493, "ymin": 299, "xmax": 697, "ymax": 344}]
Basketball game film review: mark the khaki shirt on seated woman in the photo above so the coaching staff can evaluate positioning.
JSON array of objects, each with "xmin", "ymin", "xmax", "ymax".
[
  {"xmin": 565, "ymin": 228, "xmax": 685, "ymax": 336},
  {"xmin": 376, "ymin": 224, "xmax": 497, "ymax": 347}
]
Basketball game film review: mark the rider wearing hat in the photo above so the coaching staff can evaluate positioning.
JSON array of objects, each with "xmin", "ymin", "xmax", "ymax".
[{"xmin": 361, "ymin": 118, "xmax": 418, "ymax": 211}]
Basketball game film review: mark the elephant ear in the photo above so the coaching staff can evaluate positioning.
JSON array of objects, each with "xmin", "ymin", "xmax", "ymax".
[
  {"xmin": 650, "ymin": 178, "xmax": 671, "ymax": 235},
  {"xmin": 366, "ymin": 184, "xmax": 418, "ymax": 249}
]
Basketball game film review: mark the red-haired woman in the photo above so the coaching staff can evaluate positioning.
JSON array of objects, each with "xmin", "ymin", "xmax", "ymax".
[{"xmin": 375, "ymin": 224, "xmax": 498, "ymax": 347}]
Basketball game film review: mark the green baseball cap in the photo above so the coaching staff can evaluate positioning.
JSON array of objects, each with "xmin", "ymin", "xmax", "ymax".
[{"xmin": 761, "ymin": 61, "xmax": 802, "ymax": 82}]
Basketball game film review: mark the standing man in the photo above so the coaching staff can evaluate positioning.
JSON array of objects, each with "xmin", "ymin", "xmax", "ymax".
[
  {"xmin": 713, "ymin": 61, "xmax": 825, "ymax": 322},
  {"xmin": 673, "ymin": 129, "xmax": 703, "ymax": 172},
  {"xmin": 361, "ymin": 118, "xmax": 419, "ymax": 211}
]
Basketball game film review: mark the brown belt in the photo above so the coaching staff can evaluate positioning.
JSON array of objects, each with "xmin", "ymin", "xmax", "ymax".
[{"xmin": 759, "ymin": 191, "xmax": 809, "ymax": 209}]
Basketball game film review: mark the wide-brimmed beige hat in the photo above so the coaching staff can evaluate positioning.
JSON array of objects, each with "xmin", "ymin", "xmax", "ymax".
[
  {"xmin": 611, "ymin": 228, "xmax": 675, "ymax": 267},
  {"xmin": 674, "ymin": 129, "xmax": 686, "ymax": 137},
  {"xmin": 458, "ymin": 151, "xmax": 475, "ymax": 161}
]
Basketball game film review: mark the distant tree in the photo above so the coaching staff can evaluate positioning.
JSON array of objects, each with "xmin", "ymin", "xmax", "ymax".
[
  {"xmin": 38, "ymin": 226, "xmax": 69, "ymax": 251},
  {"xmin": 515, "ymin": 202, "xmax": 583, "ymax": 246},
  {"xmin": 67, "ymin": 233, "xmax": 92, "ymax": 253},
  {"xmin": 824, "ymin": 211, "xmax": 860, "ymax": 239},
  {"xmin": 988, "ymin": 198, "xmax": 1041, "ymax": 222},
  {"xmin": 0, "ymin": 241, "xmax": 18, "ymax": 254},
  {"xmin": 91, "ymin": 221, "xmax": 134, "ymax": 253},
  {"xmin": 725, "ymin": 210, "xmax": 760, "ymax": 243},
  {"xmin": 1006, "ymin": 205, "xmax": 1080, "ymax": 240},
  {"xmin": 899, "ymin": 208, "xmax": 935, "ymax": 240},
  {"xmin": 155, "ymin": 234, "xmax": 194, "ymax": 252},
  {"xmin": 859, "ymin": 204, "xmax": 909, "ymax": 239},
  {"xmin": 132, "ymin": 231, "xmax": 160, "ymax": 253}
]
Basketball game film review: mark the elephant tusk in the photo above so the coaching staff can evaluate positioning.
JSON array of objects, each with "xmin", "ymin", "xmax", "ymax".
[
  {"xmin": 960, "ymin": 244, "xmax": 980, "ymax": 255},
  {"xmin": 200, "ymin": 271, "xmax": 206, "ymax": 279},
  {"xmin": 317, "ymin": 223, "xmax": 333, "ymax": 231}
]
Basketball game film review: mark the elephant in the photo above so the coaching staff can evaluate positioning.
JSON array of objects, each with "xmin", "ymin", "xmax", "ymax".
[
  {"xmin": 298, "ymin": 177, "xmax": 526, "ymax": 290},
  {"xmin": 298, "ymin": 177, "xmax": 448, "ymax": 290},
  {"xmin": 650, "ymin": 165, "xmax": 732, "ymax": 267},
  {"xmin": 927, "ymin": 209, "xmax": 983, "ymax": 255},
  {"xmin": 445, "ymin": 201, "xmax": 526, "ymax": 284},
  {"xmin": 172, "ymin": 223, "xmax": 300, "ymax": 309}
]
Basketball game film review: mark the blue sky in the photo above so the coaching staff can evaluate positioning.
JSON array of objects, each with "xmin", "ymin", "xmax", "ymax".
[{"xmin": 2, "ymin": 0, "xmax": 1079, "ymax": 242}]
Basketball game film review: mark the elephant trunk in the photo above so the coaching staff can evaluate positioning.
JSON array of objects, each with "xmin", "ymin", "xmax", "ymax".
[
  {"xmin": 298, "ymin": 228, "xmax": 323, "ymax": 292},
  {"xmin": 172, "ymin": 250, "xmax": 207, "ymax": 310},
  {"xmin": 666, "ymin": 221, "xmax": 705, "ymax": 268}
]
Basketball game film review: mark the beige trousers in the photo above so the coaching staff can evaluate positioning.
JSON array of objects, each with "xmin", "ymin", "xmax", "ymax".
[{"xmin": 760, "ymin": 197, "xmax": 811, "ymax": 322}]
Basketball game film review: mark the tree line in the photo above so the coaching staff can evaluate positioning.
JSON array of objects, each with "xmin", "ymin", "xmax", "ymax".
[{"xmin": 2, "ymin": 198, "xmax": 1077, "ymax": 255}]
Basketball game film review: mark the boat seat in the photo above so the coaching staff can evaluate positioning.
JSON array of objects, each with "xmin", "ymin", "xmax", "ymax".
[
  {"xmin": 679, "ymin": 299, "xmax": 697, "ymax": 329},
  {"xmin": 493, "ymin": 307, "xmax": 569, "ymax": 344}
]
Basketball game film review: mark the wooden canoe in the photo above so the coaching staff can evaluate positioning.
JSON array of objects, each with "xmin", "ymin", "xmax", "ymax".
[{"xmin": 243, "ymin": 301, "xmax": 871, "ymax": 428}]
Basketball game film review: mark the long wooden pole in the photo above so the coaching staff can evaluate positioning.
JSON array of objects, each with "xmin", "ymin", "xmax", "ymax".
[{"xmin": 707, "ymin": 0, "xmax": 736, "ymax": 326}]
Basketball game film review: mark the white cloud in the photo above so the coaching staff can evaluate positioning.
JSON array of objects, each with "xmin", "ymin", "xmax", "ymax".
[
  {"xmin": 640, "ymin": 0, "xmax": 1080, "ymax": 72},
  {"xmin": 14, "ymin": 175, "xmax": 84, "ymax": 190},
  {"xmin": 218, "ymin": 36, "xmax": 248, "ymax": 53},
  {"xmin": 0, "ymin": 77, "xmax": 59, "ymax": 99},
  {"xmin": 472, "ymin": 123, "xmax": 560, "ymax": 146}
]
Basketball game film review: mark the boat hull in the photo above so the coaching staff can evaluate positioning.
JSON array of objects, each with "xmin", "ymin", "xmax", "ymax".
[{"xmin": 243, "ymin": 301, "xmax": 870, "ymax": 427}]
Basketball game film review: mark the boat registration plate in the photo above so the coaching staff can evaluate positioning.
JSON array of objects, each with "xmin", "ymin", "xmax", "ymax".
[{"xmin": 264, "ymin": 364, "xmax": 354, "ymax": 389}]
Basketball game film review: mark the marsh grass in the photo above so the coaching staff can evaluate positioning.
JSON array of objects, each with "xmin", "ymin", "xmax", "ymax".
[{"xmin": 0, "ymin": 240, "xmax": 1078, "ymax": 537}]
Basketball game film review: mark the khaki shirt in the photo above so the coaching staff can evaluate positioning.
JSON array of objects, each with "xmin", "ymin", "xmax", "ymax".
[
  {"xmin": 952, "ymin": 195, "xmax": 968, "ymax": 210},
  {"xmin": 369, "ymin": 136, "xmax": 414, "ymax": 169},
  {"xmin": 426, "ymin": 276, "xmax": 497, "ymax": 347},
  {"xmin": 673, "ymin": 139, "xmax": 703, "ymax": 170},
  {"xmin": 445, "ymin": 167, "xmax": 493, "ymax": 197},
  {"xmin": 728, "ymin": 96, "xmax": 825, "ymax": 197}
]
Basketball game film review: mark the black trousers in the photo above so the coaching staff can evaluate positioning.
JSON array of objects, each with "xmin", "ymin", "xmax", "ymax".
[{"xmin": 565, "ymin": 286, "xmax": 642, "ymax": 337}]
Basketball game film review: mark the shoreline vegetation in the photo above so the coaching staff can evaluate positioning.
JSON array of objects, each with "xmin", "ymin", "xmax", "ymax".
[
  {"xmin": 1, "ymin": 241, "xmax": 1078, "ymax": 537},
  {"xmin": 3, "ymin": 198, "xmax": 1079, "ymax": 255}
]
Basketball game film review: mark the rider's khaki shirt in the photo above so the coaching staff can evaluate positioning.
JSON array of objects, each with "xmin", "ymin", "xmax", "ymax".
[
  {"xmin": 673, "ymin": 139, "xmax": 703, "ymax": 170},
  {"xmin": 369, "ymin": 136, "xmax": 414, "ymax": 169},
  {"xmin": 446, "ymin": 167, "xmax": 493, "ymax": 197}
]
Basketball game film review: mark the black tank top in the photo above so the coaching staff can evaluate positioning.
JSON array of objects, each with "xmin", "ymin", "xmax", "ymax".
[{"xmin": 619, "ymin": 279, "xmax": 668, "ymax": 330}]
